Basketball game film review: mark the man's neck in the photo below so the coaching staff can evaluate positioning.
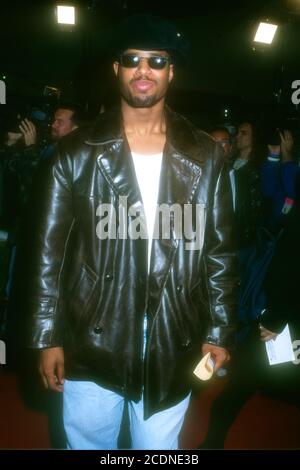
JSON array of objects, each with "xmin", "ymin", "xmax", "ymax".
[
  {"xmin": 121, "ymin": 99, "xmax": 167, "ymax": 154},
  {"xmin": 238, "ymin": 148, "xmax": 251, "ymax": 160},
  {"xmin": 121, "ymin": 99, "xmax": 166, "ymax": 136}
]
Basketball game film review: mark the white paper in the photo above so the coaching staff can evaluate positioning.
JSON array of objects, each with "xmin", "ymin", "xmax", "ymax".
[
  {"xmin": 265, "ymin": 324, "xmax": 295, "ymax": 366},
  {"xmin": 193, "ymin": 352, "xmax": 215, "ymax": 381}
]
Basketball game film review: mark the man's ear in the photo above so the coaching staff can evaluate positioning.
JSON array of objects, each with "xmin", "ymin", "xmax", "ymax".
[
  {"xmin": 113, "ymin": 61, "xmax": 119, "ymax": 77},
  {"xmin": 169, "ymin": 64, "xmax": 174, "ymax": 83}
]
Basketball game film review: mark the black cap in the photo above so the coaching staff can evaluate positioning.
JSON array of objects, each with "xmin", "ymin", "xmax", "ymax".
[{"xmin": 111, "ymin": 14, "xmax": 190, "ymax": 66}]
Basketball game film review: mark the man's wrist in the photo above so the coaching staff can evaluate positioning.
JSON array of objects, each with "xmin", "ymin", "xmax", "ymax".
[{"xmin": 267, "ymin": 152, "xmax": 280, "ymax": 162}]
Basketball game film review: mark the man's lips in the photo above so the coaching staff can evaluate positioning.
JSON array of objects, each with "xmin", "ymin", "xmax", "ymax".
[{"xmin": 131, "ymin": 80, "xmax": 154, "ymax": 92}]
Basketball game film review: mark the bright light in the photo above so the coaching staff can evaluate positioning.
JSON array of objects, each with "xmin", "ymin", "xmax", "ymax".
[
  {"xmin": 254, "ymin": 22, "xmax": 278, "ymax": 44},
  {"xmin": 56, "ymin": 5, "xmax": 76, "ymax": 25}
]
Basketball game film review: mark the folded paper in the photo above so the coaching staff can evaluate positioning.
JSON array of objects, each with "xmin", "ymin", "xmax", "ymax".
[{"xmin": 193, "ymin": 352, "xmax": 215, "ymax": 381}]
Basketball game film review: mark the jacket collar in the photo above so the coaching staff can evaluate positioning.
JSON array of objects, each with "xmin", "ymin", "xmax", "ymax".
[
  {"xmin": 85, "ymin": 106, "xmax": 123, "ymax": 146},
  {"xmin": 85, "ymin": 105, "xmax": 205, "ymax": 164},
  {"xmin": 85, "ymin": 106, "xmax": 204, "ymax": 208}
]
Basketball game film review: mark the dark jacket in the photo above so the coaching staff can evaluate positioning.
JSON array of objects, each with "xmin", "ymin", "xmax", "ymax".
[
  {"xmin": 234, "ymin": 160, "xmax": 264, "ymax": 248},
  {"xmin": 23, "ymin": 107, "xmax": 238, "ymax": 418}
]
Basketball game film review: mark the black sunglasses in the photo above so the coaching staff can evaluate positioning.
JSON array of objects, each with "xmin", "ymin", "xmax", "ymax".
[{"xmin": 118, "ymin": 54, "xmax": 171, "ymax": 70}]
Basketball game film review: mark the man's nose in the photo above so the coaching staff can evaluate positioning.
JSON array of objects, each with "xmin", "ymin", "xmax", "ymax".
[{"xmin": 136, "ymin": 57, "xmax": 152, "ymax": 74}]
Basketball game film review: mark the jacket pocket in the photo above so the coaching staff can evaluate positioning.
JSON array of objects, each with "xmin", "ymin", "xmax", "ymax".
[{"xmin": 68, "ymin": 263, "xmax": 99, "ymax": 325}]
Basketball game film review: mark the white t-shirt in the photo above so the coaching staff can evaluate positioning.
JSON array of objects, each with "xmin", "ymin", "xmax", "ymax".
[{"xmin": 131, "ymin": 152, "xmax": 163, "ymax": 270}]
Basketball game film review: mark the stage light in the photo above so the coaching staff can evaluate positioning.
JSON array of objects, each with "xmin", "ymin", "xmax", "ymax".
[
  {"xmin": 254, "ymin": 22, "xmax": 278, "ymax": 44},
  {"xmin": 56, "ymin": 5, "xmax": 76, "ymax": 25}
]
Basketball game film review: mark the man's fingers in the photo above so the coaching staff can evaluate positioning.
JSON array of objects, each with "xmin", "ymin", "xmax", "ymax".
[
  {"xmin": 259, "ymin": 325, "xmax": 277, "ymax": 342},
  {"xmin": 39, "ymin": 370, "xmax": 49, "ymax": 389},
  {"xmin": 202, "ymin": 343, "xmax": 230, "ymax": 372},
  {"xmin": 25, "ymin": 119, "xmax": 36, "ymax": 133},
  {"xmin": 39, "ymin": 367, "xmax": 59, "ymax": 391},
  {"xmin": 261, "ymin": 334, "xmax": 276, "ymax": 342},
  {"xmin": 19, "ymin": 120, "xmax": 34, "ymax": 134},
  {"xmin": 19, "ymin": 123, "xmax": 27, "ymax": 135},
  {"xmin": 283, "ymin": 129, "xmax": 292, "ymax": 139},
  {"xmin": 56, "ymin": 361, "xmax": 65, "ymax": 386},
  {"xmin": 43, "ymin": 370, "xmax": 64, "ymax": 392},
  {"xmin": 213, "ymin": 352, "xmax": 230, "ymax": 370},
  {"xmin": 39, "ymin": 348, "xmax": 65, "ymax": 391}
]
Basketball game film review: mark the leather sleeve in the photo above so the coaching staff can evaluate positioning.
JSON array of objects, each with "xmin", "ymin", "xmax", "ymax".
[
  {"xmin": 203, "ymin": 145, "xmax": 238, "ymax": 349},
  {"xmin": 23, "ymin": 149, "xmax": 74, "ymax": 348}
]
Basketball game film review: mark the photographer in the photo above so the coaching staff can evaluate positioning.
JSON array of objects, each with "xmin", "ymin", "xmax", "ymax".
[{"xmin": 0, "ymin": 115, "xmax": 45, "ymax": 228}]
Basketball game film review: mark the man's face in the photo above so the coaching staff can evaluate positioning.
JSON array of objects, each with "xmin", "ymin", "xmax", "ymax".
[
  {"xmin": 236, "ymin": 123, "xmax": 253, "ymax": 152},
  {"xmin": 210, "ymin": 129, "xmax": 232, "ymax": 159},
  {"xmin": 51, "ymin": 108, "xmax": 77, "ymax": 141},
  {"xmin": 113, "ymin": 49, "xmax": 174, "ymax": 108}
]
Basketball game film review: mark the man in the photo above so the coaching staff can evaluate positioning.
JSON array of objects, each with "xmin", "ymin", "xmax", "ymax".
[
  {"xmin": 261, "ymin": 127, "xmax": 298, "ymax": 230},
  {"xmin": 232, "ymin": 121, "xmax": 265, "ymax": 248},
  {"xmin": 24, "ymin": 14, "xmax": 237, "ymax": 450},
  {"xmin": 210, "ymin": 126, "xmax": 232, "ymax": 161},
  {"xmin": 39, "ymin": 103, "xmax": 86, "ymax": 161},
  {"xmin": 51, "ymin": 103, "xmax": 86, "ymax": 141},
  {"xmin": 234, "ymin": 122, "xmax": 253, "ymax": 166}
]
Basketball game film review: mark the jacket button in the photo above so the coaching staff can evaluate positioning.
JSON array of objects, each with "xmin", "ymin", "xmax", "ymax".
[
  {"xmin": 105, "ymin": 274, "xmax": 113, "ymax": 281},
  {"xmin": 176, "ymin": 285, "xmax": 183, "ymax": 293},
  {"xmin": 182, "ymin": 340, "xmax": 191, "ymax": 349},
  {"xmin": 93, "ymin": 325, "xmax": 103, "ymax": 335}
]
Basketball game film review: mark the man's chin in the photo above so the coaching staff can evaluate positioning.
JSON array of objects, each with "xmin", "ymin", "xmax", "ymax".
[{"xmin": 125, "ymin": 94, "xmax": 159, "ymax": 108}]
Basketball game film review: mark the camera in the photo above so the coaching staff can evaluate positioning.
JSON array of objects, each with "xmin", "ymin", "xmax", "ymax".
[{"xmin": 26, "ymin": 108, "xmax": 52, "ymax": 145}]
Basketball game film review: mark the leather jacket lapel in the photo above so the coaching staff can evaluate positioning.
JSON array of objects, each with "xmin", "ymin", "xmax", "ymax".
[
  {"xmin": 97, "ymin": 139, "xmax": 143, "ymax": 209},
  {"xmin": 86, "ymin": 109, "xmax": 142, "ymax": 208},
  {"xmin": 148, "ymin": 141, "xmax": 203, "ymax": 314}
]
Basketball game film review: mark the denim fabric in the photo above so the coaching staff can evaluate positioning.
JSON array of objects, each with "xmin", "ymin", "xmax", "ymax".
[{"xmin": 63, "ymin": 379, "xmax": 190, "ymax": 450}]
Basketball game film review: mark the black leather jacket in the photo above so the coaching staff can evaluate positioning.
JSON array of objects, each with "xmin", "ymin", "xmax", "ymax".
[{"xmin": 24, "ymin": 107, "xmax": 237, "ymax": 418}]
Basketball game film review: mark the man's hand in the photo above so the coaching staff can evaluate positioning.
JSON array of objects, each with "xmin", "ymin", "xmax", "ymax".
[
  {"xmin": 280, "ymin": 129, "xmax": 294, "ymax": 162},
  {"xmin": 267, "ymin": 144, "xmax": 280, "ymax": 155},
  {"xmin": 259, "ymin": 324, "xmax": 277, "ymax": 342},
  {"xmin": 39, "ymin": 347, "xmax": 65, "ymax": 392},
  {"xmin": 19, "ymin": 118, "xmax": 37, "ymax": 146},
  {"xmin": 201, "ymin": 343, "xmax": 230, "ymax": 372}
]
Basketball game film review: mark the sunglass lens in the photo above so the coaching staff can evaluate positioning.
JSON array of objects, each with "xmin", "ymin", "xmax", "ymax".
[
  {"xmin": 119, "ymin": 55, "xmax": 169, "ymax": 69},
  {"xmin": 148, "ymin": 57, "xmax": 168, "ymax": 69},
  {"xmin": 120, "ymin": 55, "xmax": 139, "ymax": 67}
]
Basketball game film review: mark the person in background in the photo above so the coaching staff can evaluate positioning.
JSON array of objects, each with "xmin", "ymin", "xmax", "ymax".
[
  {"xmin": 210, "ymin": 126, "xmax": 233, "ymax": 161},
  {"xmin": 3, "ymin": 104, "xmax": 86, "ymax": 449},
  {"xmin": 259, "ymin": 172, "xmax": 300, "ymax": 409},
  {"xmin": 198, "ymin": 121, "xmax": 267, "ymax": 449},
  {"xmin": 51, "ymin": 104, "xmax": 86, "ymax": 141},
  {"xmin": 261, "ymin": 127, "xmax": 299, "ymax": 232},
  {"xmin": 41, "ymin": 103, "xmax": 87, "ymax": 160}
]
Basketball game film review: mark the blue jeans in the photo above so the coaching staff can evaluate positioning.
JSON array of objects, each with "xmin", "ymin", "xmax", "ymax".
[{"xmin": 63, "ymin": 380, "xmax": 190, "ymax": 450}]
